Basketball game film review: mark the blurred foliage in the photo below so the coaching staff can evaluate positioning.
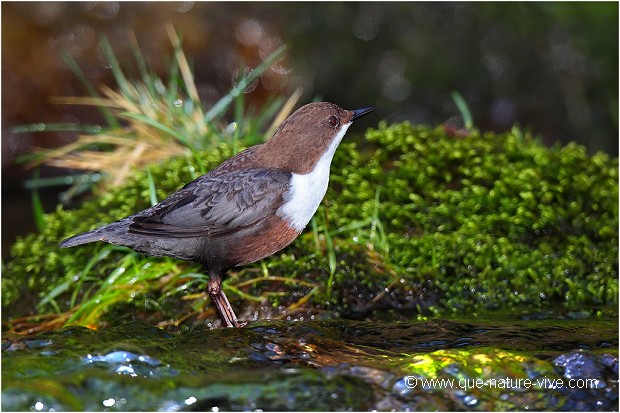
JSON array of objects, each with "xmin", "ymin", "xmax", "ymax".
[
  {"xmin": 3, "ymin": 3, "xmax": 617, "ymax": 169},
  {"xmin": 284, "ymin": 2, "xmax": 618, "ymax": 154},
  {"xmin": 4, "ymin": 121, "xmax": 618, "ymax": 331}
]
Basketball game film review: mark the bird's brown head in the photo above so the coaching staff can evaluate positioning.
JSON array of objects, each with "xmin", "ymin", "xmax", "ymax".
[{"xmin": 258, "ymin": 102, "xmax": 374, "ymax": 173}]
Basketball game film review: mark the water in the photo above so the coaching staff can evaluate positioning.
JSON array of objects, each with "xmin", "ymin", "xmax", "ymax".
[{"xmin": 2, "ymin": 316, "xmax": 617, "ymax": 411}]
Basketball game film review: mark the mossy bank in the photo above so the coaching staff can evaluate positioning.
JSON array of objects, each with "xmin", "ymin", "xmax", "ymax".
[{"xmin": 4, "ymin": 122, "xmax": 618, "ymax": 329}]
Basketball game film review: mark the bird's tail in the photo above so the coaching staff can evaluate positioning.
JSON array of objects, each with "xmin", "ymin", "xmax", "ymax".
[
  {"xmin": 59, "ymin": 218, "xmax": 132, "ymax": 248},
  {"xmin": 59, "ymin": 230, "xmax": 105, "ymax": 248}
]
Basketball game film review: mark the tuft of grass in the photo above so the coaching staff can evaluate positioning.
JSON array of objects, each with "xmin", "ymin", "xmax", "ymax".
[{"xmin": 16, "ymin": 26, "xmax": 290, "ymax": 195}]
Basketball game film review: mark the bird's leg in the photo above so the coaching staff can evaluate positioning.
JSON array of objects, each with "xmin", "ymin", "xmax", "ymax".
[{"xmin": 207, "ymin": 273, "xmax": 244, "ymax": 328}]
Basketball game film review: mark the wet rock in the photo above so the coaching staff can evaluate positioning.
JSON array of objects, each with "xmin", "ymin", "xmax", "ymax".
[{"xmin": 553, "ymin": 351, "xmax": 619, "ymax": 411}]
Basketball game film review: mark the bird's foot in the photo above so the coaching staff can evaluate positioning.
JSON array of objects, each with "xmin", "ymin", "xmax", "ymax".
[{"xmin": 208, "ymin": 275, "xmax": 244, "ymax": 328}]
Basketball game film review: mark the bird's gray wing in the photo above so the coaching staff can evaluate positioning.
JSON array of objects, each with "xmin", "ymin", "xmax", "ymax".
[{"xmin": 128, "ymin": 168, "xmax": 291, "ymax": 238}]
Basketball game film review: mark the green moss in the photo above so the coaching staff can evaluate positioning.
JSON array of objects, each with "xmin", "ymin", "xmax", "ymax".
[
  {"xmin": 3, "ymin": 123, "xmax": 618, "ymax": 326},
  {"xmin": 326, "ymin": 122, "xmax": 618, "ymax": 314}
]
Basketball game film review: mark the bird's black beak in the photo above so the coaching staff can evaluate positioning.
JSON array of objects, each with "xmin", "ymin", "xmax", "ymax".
[{"xmin": 350, "ymin": 106, "xmax": 375, "ymax": 121}]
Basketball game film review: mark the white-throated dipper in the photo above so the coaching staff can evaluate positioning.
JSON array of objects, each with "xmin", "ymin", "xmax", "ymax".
[{"xmin": 60, "ymin": 102, "xmax": 375, "ymax": 327}]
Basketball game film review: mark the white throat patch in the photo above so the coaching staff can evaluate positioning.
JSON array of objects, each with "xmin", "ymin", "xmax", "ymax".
[{"xmin": 276, "ymin": 122, "xmax": 352, "ymax": 232}]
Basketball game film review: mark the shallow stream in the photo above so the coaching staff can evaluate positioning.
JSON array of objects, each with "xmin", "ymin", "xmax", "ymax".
[{"xmin": 2, "ymin": 314, "xmax": 617, "ymax": 411}]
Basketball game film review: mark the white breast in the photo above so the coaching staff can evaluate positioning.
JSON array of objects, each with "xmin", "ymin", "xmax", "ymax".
[{"xmin": 276, "ymin": 122, "xmax": 352, "ymax": 232}]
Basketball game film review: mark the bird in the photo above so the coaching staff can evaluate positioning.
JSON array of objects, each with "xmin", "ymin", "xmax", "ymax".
[{"xmin": 60, "ymin": 102, "xmax": 375, "ymax": 327}]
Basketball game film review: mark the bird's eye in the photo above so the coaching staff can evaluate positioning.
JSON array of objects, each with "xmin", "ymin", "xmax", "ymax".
[{"xmin": 327, "ymin": 115, "xmax": 339, "ymax": 128}]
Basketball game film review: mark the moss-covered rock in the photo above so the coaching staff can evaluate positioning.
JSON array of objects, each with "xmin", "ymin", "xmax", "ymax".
[
  {"xmin": 3, "ymin": 122, "xmax": 618, "ymax": 326},
  {"xmin": 327, "ymin": 122, "xmax": 618, "ymax": 314}
]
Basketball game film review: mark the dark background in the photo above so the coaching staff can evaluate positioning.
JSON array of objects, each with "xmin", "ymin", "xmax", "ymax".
[{"xmin": 2, "ymin": 2, "xmax": 618, "ymax": 257}]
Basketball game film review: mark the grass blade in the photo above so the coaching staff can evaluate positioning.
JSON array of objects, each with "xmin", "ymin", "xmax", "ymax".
[
  {"xmin": 451, "ymin": 91, "xmax": 473, "ymax": 130},
  {"xmin": 100, "ymin": 36, "xmax": 131, "ymax": 96},
  {"xmin": 23, "ymin": 174, "xmax": 101, "ymax": 190},
  {"xmin": 204, "ymin": 45, "xmax": 286, "ymax": 122},
  {"xmin": 146, "ymin": 167, "xmax": 158, "ymax": 206},
  {"xmin": 11, "ymin": 123, "xmax": 102, "ymax": 134},
  {"xmin": 324, "ymin": 225, "xmax": 337, "ymax": 301},
  {"xmin": 166, "ymin": 25, "xmax": 201, "ymax": 108},
  {"xmin": 62, "ymin": 52, "xmax": 119, "ymax": 127},
  {"xmin": 120, "ymin": 111, "xmax": 196, "ymax": 149}
]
